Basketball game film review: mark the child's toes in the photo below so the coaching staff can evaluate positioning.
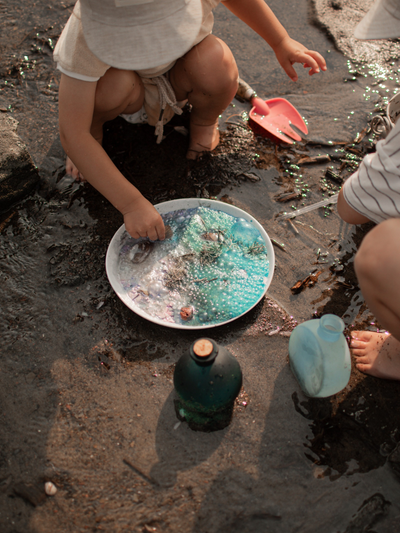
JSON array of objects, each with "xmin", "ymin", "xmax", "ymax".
[
  {"xmin": 356, "ymin": 362, "xmax": 371, "ymax": 373},
  {"xmin": 350, "ymin": 340, "xmax": 367, "ymax": 354},
  {"xmin": 354, "ymin": 354, "xmax": 370, "ymax": 364}
]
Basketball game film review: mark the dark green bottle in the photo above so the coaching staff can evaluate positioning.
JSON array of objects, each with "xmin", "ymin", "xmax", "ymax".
[{"xmin": 173, "ymin": 338, "xmax": 243, "ymax": 432}]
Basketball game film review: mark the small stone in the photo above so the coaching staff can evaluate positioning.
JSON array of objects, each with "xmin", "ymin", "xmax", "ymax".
[
  {"xmin": 330, "ymin": 0, "xmax": 342, "ymax": 9},
  {"xmin": 180, "ymin": 306, "xmax": 193, "ymax": 321},
  {"xmin": 44, "ymin": 481, "xmax": 57, "ymax": 496}
]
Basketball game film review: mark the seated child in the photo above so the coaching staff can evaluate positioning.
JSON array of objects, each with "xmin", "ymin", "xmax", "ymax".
[
  {"xmin": 54, "ymin": 0, "xmax": 326, "ymax": 241},
  {"xmin": 337, "ymin": 0, "xmax": 400, "ymax": 380}
]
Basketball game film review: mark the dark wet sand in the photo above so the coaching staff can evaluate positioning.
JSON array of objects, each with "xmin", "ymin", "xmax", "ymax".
[{"xmin": 1, "ymin": 1, "xmax": 400, "ymax": 532}]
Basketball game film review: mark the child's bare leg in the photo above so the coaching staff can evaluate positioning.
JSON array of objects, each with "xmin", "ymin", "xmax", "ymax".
[
  {"xmin": 350, "ymin": 218, "xmax": 400, "ymax": 379},
  {"xmin": 66, "ymin": 68, "xmax": 144, "ymax": 180},
  {"xmin": 169, "ymin": 35, "xmax": 239, "ymax": 159}
]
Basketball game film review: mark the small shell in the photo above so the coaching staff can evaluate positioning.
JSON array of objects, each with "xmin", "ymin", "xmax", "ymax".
[
  {"xmin": 202, "ymin": 232, "xmax": 219, "ymax": 242},
  {"xmin": 180, "ymin": 306, "xmax": 193, "ymax": 321},
  {"xmin": 201, "ymin": 230, "xmax": 223, "ymax": 242},
  {"xmin": 130, "ymin": 241, "xmax": 154, "ymax": 264},
  {"xmin": 164, "ymin": 225, "xmax": 173, "ymax": 240},
  {"xmin": 44, "ymin": 481, "xmax": 57, "ymax": 496}
]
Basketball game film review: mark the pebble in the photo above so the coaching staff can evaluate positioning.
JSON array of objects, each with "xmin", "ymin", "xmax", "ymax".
[{"xmin": 44, "ymin": 481, "xmax": 57, "ymax": 496}]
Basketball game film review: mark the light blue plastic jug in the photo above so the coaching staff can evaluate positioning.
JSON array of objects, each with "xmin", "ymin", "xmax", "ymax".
[{"xmin": 288, "ymin": 314, "xmax": 351, "ymax": 398}]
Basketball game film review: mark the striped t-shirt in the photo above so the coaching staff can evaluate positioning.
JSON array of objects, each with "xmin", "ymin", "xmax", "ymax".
[{"xmin": 343, "ymin": 118, "xmax": 400, "ymax": 224}]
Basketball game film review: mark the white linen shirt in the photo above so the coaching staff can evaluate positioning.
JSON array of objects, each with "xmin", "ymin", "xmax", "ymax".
[{"xmin": 343, "ymin": 119, "xmax": 400, "ymax": 224}]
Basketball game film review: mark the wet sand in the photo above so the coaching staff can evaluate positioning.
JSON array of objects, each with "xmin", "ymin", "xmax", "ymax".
[{"xmin": 1, "ymin": 1, "xmax": 400, "ymax": 532}]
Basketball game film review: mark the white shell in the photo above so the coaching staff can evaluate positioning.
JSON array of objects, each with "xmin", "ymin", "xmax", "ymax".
[{"xmin": 45, "ymin": 481, "xmax": 57, "ymax": 496}]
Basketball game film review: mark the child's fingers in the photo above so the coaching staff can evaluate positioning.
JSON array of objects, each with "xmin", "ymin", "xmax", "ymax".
[
  {"xmin": 129, "ymin": 230, "xmax": 141, "ymax": 240},
  {"xmin": 147, "ymin": 218, "xmax": 165, "ymax": 241},
  {"xmin": 281, "ymin": 60, "xmax": 298, "ymax": 82},
  {"xmin": 305, "ymin": 50, "xmax": 327, "ymax": 71},
  {"xmin": 155, "ymin": 220, "xmax": 166, "ymax": 241},
  {"xmin": 147, "ymin": 227, "xmax": 159, "ymax": 242},
  {"xmin": 296, "ymin": 53, "xmax": 320, "ymax": 74}
]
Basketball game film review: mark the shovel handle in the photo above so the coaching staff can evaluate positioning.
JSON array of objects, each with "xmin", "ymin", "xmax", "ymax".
[
  {"xmin": 236, "ymin": 78, "xmax": 271, "ymax": 115},
  {"xmin": 236, "ymin": 78, "xmax": 256, "ymax": 102}
]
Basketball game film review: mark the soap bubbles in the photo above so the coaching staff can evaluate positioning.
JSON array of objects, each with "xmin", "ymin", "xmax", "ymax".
[{"xmin": 229, "ymin": 218, "xmax": 261, "ymax": 246}]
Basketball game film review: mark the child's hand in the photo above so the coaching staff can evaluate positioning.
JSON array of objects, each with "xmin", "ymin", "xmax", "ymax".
[
  {"xmin": 274, "ymin": 36, "xmax": 327, "ymax": 82},
  {"xmin": 122, "ymin": 195, "xmax": 165, "ymax": 241}
]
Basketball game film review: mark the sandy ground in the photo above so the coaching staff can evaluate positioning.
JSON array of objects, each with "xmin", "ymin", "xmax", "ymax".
[{"xmin": 1, "ymin": 1, "xmax": 400, "ymax": 532}]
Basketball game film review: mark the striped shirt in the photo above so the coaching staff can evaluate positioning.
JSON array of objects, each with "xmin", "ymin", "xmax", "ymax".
[{"xmin": 343, "ymin": 118, "xmax": 400, "ymax": 224}]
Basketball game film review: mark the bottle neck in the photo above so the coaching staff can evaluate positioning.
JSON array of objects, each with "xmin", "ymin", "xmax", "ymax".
[
  {"xmin": 190, "ymin": 338, "xmax": 218, "ymax": 365},
  {"xmin": 317, "ymin": 314, "xmax": 344, "ymax": 342}
]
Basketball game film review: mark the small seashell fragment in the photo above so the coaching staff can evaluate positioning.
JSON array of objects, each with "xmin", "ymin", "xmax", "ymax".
[
  {"xmin": 201, "ymin": 229, "xmax": 224, "ymax": 243},
  {"xmin": 164, "ymin": 225, "xmax": 173, "ymax": 240},
  {"xmin": 44, "ymin": 481, "xmax": 57, "ymax": 496},
  {"xmin": 202, "ymin": 232, "xmax": 219, "ymax": 242},
  {"xmin": 180, "ymin": 306, "xmax": 193, "ymax": 321}
]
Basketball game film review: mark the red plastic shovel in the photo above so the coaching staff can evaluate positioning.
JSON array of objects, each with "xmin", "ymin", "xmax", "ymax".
[{"xmin": 236, "ymin": 78, "xmax": 308, "ymax": 144}]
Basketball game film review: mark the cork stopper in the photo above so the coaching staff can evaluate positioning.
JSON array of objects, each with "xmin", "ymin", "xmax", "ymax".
[{"xmin": 193, "ymin": 339, "xmax": 214, "ymax": 358}]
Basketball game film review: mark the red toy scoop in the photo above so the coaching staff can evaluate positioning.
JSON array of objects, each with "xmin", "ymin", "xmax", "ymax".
[{"xmin": 237, "ymin": 79, "xmax": 308, "ymax": 144}]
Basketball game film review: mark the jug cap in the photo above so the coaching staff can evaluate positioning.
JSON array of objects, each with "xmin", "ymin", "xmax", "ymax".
[
  {"xmin": 193, "ymin": 339, "xmax": 214, "ymax": 357},
  {"xmin": 190, "ymin": 338, "xmax": 218, "ymax": 364}
]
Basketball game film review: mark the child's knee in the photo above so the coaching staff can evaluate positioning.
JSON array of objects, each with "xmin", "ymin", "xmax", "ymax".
[
  {"xmin": 354, "ymin": 219, "xmax": 399, "ymax": 283},
  {"xmin": 186, "ymin": 36, "xmax": 238, "ymax": 94},
  {"xmin": 95, "ymin": 68, "xmax": 143, "ymax": 114}
]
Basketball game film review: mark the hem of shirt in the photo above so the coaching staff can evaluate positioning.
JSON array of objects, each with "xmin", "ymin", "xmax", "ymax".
[{"xmin": 57, "ymin": 64, "xmax": 101, "ymax": 82}]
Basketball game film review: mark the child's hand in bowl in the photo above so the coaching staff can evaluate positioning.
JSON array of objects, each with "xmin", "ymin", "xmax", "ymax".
[{"xmin": 122, "ymin": 195, "xmax": 165, "ymax": 241}]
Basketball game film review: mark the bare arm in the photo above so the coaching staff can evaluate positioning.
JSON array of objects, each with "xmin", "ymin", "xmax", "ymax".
[
  {"xmin": 222, "ymin": 0, "xmax": 327, "ymax": 81},
  {"xmin": 58, "ymin": 74, "xmax": 165, "ymax": 240}
]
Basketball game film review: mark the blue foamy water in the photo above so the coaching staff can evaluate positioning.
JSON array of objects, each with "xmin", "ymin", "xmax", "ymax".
[{"xmin": 118, "ymin": 207, "xmax": 269, "ymax": 327}]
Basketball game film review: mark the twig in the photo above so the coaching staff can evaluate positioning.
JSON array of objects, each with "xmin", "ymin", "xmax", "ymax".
[
  {"xmin": 0, "ymin": 211, "xmax": 16, "ymax": 233},
  {"xmin": 297, "ymin": 155, "xmax": 331, "ymax": 165},
  {"xmin": 238, "ymin": 172, "xmax": 260, "ymax": 182},
  {"xmin": 288, "ymin": 219, "xmax": 299, "ymax": 234},
  {"xmin": 197, "ymin": 214, "xmax": 208, "ymax": 229},
  {"xmin": 277, "ymin": 193, "xmax": 338, "ymax": 220},
  {"xmin": 271, "ymin": 238, "xmax": 287, "ymax": 253},
  {"xmin": 295, "ymin": 220, "xmax": 334, "ymax": 237},
  {"xmin": 123, "ymin": 459, "xmax": 159, "ymax": 487}
]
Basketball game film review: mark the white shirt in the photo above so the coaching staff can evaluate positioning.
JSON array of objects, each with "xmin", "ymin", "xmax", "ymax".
[{"xmin": 343, "ymin": 119, "xmax": 400, "ymax": 224}]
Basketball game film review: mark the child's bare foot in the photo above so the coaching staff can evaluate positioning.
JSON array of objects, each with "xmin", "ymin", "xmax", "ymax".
[
  {"xmin": 66, "ymin": 155, "xmax": 86, "ymax": 182},
  {"xmin": 186, "ymin": 121, "xmax": 220, "ymax": 160},
  {"xmin": 350, "ymin": 331, "xmax": 400, "ymax": 380}
]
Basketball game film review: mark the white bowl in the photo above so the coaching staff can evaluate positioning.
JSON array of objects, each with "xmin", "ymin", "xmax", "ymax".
[{"xmin": 106, "ymin": 198, "xmax": 275, "ymax": 329}]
